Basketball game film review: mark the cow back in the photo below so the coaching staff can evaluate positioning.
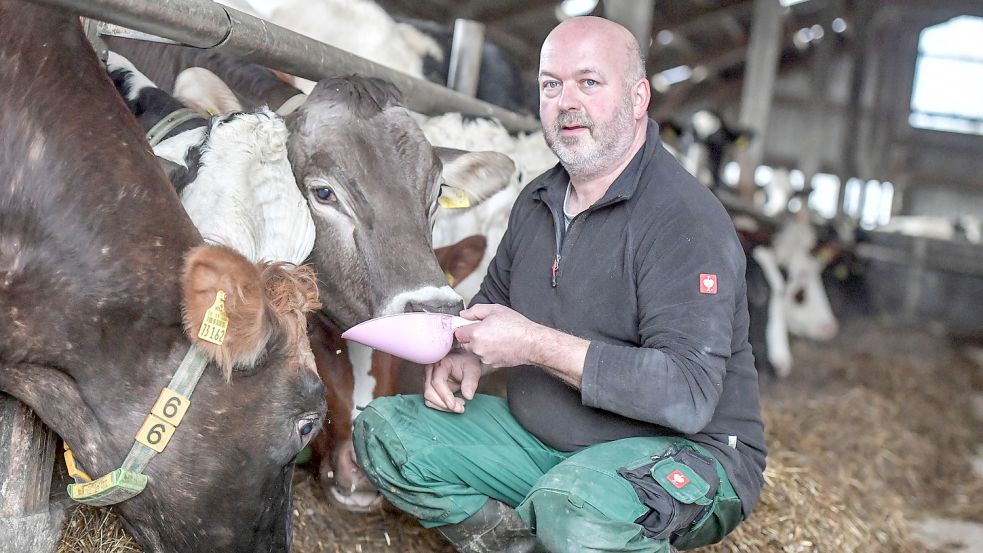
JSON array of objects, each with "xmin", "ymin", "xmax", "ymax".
[{"xmin": 0, "ymin": 0, "xmax": 199, "ymax": 358}]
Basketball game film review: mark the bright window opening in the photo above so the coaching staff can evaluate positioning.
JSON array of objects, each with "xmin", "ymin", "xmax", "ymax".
[
  {"xmin": 809, "ymin": 173, "xmax": 840, "ymax": 219},
  {"xmin": 910, "ymin": 16, "xmax": 983, "ymax": 135}
]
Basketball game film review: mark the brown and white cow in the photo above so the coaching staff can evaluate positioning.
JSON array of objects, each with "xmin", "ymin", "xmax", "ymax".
[{"xmin": 0, "ymin": 2, "xmax": 325, "ymax": 551}]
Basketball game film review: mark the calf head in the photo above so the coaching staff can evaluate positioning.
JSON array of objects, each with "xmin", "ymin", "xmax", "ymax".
[
  {"xmin": 286, "ymin": 76, "xmax": 514, "ymax": 329},
  {"xmin": 773, "ymin": 220, "xmax": 839, "ymax": 341}
]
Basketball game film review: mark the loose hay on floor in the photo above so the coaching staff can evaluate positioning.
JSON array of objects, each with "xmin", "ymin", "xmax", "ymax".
[
  {"xmin": 55, "ymin": 321, "xmax": 982, "ymax": 552},
  {"xmin": 57, "ymin": 504, "xmax": 140, "ymax": 553}
]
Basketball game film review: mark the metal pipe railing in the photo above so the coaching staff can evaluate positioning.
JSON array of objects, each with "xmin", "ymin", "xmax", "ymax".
[
  {"xmin": 29, "ymin": 0, "xmax": 542, "ymax": 133},
  {"xmin": 447, "ymin": 19, "xmax": 485, "ymax": 98}
]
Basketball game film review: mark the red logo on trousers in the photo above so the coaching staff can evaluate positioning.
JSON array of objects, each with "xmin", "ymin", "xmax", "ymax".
[{"xmin": 667, "ymin": 469, "xmax": 689, "ymax": 488}]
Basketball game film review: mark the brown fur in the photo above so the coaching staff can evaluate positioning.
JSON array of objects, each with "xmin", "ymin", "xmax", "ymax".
[
  {"xmin": 181, "ymin": 245, "xmax": 272, "ymax": 378},
  {"xmin": 182, "ymin": 246, "xmax": 322, "ymax": 379},
  {"xmin": 435, "ymin": 234, "xmax": 486, "ymax": 286},
  {"xmin": 262, "ymin": 263, "xmax": 321, "ymax": 372}
]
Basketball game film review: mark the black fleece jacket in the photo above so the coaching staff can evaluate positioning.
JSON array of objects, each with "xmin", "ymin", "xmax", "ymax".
[{"xmin": 471, "ymin": 119, "xmax": 767, "ymax": 517}]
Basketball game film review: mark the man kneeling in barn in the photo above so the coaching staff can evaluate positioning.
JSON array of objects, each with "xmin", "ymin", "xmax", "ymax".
[{"xmin": 353, "ymin": 16, "xmax": 766, "ymax": 553}]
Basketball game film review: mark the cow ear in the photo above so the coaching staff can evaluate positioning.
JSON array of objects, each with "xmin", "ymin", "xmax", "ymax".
[
  {"xmin": 435, "ymin": 147, "xmax": 515, "ymax": 208},
  {"xmin": 181, "ymin": 245, "xmax": 271, "ymax": 378},
  {"xmin": 435, "ymin": 235, "xmax": 487, "ymax": 288},
  {"xmin": 174, "ymin": 67, "xmax": 243, "ymax": 116}
]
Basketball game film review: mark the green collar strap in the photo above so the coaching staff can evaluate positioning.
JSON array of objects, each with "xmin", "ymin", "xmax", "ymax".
[{"xmin": 67, "ymin": 345, "xmax": 211, "ymax": 506}]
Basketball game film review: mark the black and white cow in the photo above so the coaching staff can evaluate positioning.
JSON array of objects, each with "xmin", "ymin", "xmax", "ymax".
[
  {"xmin": 662, "ymin": 110, "xmax": 753, "ymax": 188},
  {"xmin": 106, "ymin": 52, "xmax": 315, "ymax": 266}
]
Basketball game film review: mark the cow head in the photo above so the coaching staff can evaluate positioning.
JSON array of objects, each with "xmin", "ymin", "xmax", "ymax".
[
  {"xmin": 114, "ymin": 246, "xmax": 326, "ymax": 552},
  {"xmin": 286, "ymin": 76, "xmax": 515, "ymax": 329},
  {"xmin": 773, "ymin": 220, "xmax": 839, "ymax": 341}
]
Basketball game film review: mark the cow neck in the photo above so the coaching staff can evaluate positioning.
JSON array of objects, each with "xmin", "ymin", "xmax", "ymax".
[
  {"xmin": 146, "ymin": 108, "xmax": 207, "ymax": 147},
  {"xmin": 64, "ymin": 344, "xmax": 211, "ymax": 507}
]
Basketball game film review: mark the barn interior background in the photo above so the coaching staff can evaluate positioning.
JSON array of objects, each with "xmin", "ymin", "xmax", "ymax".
[{"xmin": 2, "ymin": 0, "xmax": 982, "ymax": 552}]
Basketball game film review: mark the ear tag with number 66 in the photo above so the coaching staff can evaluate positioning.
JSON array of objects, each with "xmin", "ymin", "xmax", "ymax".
[{"xmin": 198, "ymin": 290, "xmax": 229, "ymax": 345}]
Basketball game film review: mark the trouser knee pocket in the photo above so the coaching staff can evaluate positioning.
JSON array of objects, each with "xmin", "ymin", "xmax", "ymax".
[{"xmin": 617, "ymin": 446, "xmax": 720, "ymax": 543}]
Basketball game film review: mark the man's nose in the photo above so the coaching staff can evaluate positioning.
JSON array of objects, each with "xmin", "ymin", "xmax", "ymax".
[{"xmin": 557, "ymin": 87, "xmax": 581, "ymax": 111}]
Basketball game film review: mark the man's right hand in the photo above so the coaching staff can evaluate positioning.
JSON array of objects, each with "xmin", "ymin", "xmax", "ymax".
[{"xmin": 423, "ymin": 351, "xmax": 482, "ymax": 413}]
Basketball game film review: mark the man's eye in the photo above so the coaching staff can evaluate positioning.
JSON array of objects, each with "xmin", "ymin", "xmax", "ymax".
[
  {"xmin": 542, "ymin": 81, "xmax": 559, "ymax": 90},
  {"xmin": 584, "ymin": 79, "xmax": 598, "ymax": 87}
]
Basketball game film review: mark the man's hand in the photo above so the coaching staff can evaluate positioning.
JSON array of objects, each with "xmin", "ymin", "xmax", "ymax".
[
  {"xmin": 454, "ymin": 304, "xmax": 540, "ymax": 368},
  {"xmin": 423, "ymin": 352, "xmax": 482, "ymax": 413},
  {"xmin": 455, "ymin": 303, "xmax": 591, "ymax": 389}
]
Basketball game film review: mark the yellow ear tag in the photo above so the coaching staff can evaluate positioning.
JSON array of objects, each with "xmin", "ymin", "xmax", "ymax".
[
  {"xmin": 197, "ymin": 290, "xmax": 229, "ymax": 345},
  {"xmin": 206, "ymin": 107, "xmax": 220, "ymax": 116},
  {"xmin": 63, "ymin": 442, "xmax": 92, "ymax": 482},
  {"xmin": 444, "ymin": 271, "xmax": 457, "ymax": 288},
  {"xmin": 438, "ymin": 186, "xmax": 471, "ymax": 209}
]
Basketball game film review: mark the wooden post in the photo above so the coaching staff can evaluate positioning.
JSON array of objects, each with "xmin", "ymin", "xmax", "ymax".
[{"xmin": 0, "ymin": 393, "xmax": 64, "ymax": 553}]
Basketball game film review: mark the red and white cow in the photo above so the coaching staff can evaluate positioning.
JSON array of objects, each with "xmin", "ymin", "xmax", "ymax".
[{"xmin": 307, "ymin": 236, "xmax": 487, "ymax": 510}]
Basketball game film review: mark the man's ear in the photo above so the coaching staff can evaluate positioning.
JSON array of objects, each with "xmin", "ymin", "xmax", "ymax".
[{"xmin": 633, "ymin": 78, "xmax": 651, "ymax": 119}]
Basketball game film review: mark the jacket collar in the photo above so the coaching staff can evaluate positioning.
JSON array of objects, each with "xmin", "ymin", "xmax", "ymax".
[{"xmin": 533, "ymin": 119, "xmax": 660, "ymax": 209}]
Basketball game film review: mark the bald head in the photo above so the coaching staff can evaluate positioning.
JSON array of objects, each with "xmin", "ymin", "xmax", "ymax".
[{"xmin": 541, "ymin": 16, "xmax": 645, "ymax": 89}]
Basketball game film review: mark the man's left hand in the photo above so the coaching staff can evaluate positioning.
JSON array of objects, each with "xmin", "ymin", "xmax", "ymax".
[{"xmin": 454, "ymin": 304, "xmax": 540, "ymax": 368}]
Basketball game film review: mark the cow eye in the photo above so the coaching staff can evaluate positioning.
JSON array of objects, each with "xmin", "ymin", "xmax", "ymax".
[
  {"xmin": 794, "ymin": 288, "xmax": 806, "ymax": 304},
  {"xmin": 313, "ymin": 187, "xmax": 336, "ymax": 204},
  {"xmin": 296, "ymin": 417, "xmax": 320, "ymax": 446}
]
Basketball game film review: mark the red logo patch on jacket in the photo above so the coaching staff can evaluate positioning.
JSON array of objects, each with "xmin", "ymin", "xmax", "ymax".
[
  {"xmin": 699, "ymin": 274, "xmax": 717, "ymax": 294},
  {"xmin": 667, "ymin": 469, "xmax": 690, "ymax": 488}
]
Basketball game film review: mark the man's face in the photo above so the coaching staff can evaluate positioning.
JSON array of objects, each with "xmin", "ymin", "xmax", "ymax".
[{"xmin": 538, "ymin": 30, "xmax": 638, "ymax": 175}]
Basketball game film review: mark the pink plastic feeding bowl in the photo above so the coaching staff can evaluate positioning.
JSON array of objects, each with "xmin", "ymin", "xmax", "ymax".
[{"xmin": 340, "ymin": 312, "xmax": 477, "ymax": 365}]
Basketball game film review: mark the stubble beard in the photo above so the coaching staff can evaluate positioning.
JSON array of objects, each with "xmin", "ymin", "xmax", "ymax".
[{"xmin": 544, "ymin": 92, "xmax": 638, "ymax": 180}]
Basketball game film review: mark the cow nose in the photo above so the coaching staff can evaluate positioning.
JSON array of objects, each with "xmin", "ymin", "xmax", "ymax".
[{"xmin": 404, "ymin": 299, "xmax": 465, "ymax": 315}]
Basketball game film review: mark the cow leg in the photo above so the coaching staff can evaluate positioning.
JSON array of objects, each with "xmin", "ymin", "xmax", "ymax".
[{"xmin": 0, "ymin": 394, "xmax": 64, "ymax": 553}]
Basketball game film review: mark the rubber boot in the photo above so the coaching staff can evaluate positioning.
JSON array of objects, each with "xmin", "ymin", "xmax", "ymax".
[{"xmin": 437, "ymin": 499, "xmax": 545, "ymax": 553}]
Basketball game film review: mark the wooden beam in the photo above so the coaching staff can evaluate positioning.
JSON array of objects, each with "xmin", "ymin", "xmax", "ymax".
[{"xmin": 0, "ymin": 393, "xmax": 62, "ymax": 553}]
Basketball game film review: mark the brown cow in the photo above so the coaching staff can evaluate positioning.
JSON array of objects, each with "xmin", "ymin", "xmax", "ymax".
[{"xmin": 0, "ymin": 2, "xmax": 324, "ymax": 551}]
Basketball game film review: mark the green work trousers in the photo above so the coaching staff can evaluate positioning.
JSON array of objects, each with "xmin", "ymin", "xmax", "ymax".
[{"xmin": 353, "ymin": 394, "xmax": 742, "ymax": 553}]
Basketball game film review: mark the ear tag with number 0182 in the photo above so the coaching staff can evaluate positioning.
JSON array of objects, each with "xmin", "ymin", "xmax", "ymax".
[{"xmin": 198, "ymin": 290, "xmax": 229, "ymax": 345}]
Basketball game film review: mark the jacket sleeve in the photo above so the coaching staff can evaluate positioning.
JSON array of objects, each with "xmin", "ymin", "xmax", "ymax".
[{"xmin": 580, "ymin": 212, "xmax": 745, "ymax": 435}]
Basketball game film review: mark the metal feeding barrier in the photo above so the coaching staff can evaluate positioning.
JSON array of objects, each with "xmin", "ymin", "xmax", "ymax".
[{"xmin": 28, "ymin": 0, "xmax": 541, "ymax": 133}]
